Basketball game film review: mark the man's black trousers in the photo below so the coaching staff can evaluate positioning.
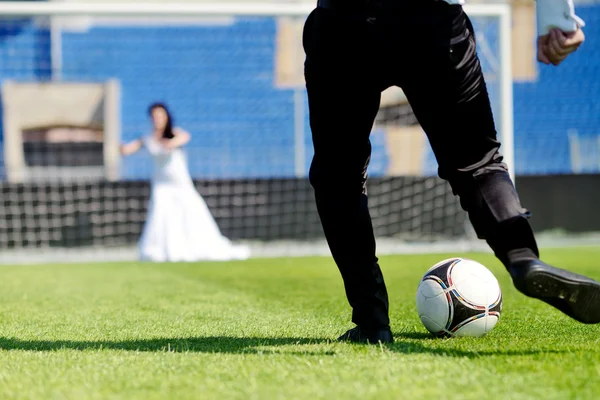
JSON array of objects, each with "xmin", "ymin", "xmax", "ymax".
[{"xmin": 303, "ymin": 0, "xmax": 540, "ymax": 330}]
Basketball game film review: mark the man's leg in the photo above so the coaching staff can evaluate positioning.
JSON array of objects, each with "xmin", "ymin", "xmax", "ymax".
[
  {"xmin": 397, "ymin": 6, "xmax": 600, "ymax": 324},
  {"xmin": 303, "ymin": 6, "xmax": 392, "ymax": 342}
]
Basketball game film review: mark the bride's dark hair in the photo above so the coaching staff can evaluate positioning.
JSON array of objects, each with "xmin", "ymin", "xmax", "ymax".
[{"xmin": 148, "ymin": 102, "xmax": 175, "ymax": 139}]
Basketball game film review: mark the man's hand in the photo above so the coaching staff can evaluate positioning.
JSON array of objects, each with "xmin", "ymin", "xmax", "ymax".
[{"xmin": 538, "ymin": 27, "xmax": 584, "ymax": 66}]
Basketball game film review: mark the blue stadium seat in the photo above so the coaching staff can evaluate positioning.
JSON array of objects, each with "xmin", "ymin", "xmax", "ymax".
[{"xmin": 0, "ymin": 7, "xmax": 599, "ymax": 179}]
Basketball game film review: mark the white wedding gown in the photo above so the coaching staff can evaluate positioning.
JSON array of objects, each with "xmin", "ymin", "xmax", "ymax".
[{"xmin": 138, "ymin": 136, "xmax": 251, "ymax": 262}]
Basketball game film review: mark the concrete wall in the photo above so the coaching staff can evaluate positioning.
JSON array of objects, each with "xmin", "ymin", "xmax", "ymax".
[{"xmin": 1, "ymin": 80, "xmax": 121, "ymax": 182}]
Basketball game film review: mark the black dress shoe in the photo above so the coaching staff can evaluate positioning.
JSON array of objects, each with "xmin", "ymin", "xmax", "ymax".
[
  {"xmin": 509, "ymin": 259, "xmax": 600, "ymax": 324},
  {"xmin": 337, "ymin": 326, "xmax": 394, "ymax": 344}
]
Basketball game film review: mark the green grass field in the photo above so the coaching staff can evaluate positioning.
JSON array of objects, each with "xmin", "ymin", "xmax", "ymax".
[{"xmin": 0, "ymin": 247, "xmax": 599, "ymax": 399}]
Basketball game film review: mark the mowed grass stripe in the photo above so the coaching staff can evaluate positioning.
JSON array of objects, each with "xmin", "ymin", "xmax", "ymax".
[{"xmin": 0, "ymin": 260, "xmax": 337, "ymax": 346}]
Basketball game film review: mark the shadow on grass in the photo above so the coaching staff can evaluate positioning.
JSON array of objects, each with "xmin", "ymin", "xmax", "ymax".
[
  {"xmin": 0, "ymin": 333, "xmax": 569, "ymax": 358},
  {"xmin": 0, "ymin": 337, "xmax": 332, "ymax": 355}
]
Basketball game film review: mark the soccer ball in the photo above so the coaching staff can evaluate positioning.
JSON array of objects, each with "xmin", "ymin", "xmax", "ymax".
[{"xmin": 416, "ymin": 258, "xmax": 502, "ymax": 337}]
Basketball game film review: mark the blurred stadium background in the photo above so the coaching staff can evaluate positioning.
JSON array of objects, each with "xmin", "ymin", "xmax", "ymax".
[{"xmin": 0, "ymin": 0, "xmax": 598, "ymax": 264}]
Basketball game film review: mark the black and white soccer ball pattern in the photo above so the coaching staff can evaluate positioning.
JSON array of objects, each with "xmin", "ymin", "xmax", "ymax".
[{"xmin": 416, "ymin": 258, "xmax": 502, "ymax": 337}]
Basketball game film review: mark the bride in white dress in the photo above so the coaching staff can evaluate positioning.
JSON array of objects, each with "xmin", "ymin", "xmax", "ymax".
[{"xmin": 120, "ymin": 102, "xmax": 251, "ymax": 262}]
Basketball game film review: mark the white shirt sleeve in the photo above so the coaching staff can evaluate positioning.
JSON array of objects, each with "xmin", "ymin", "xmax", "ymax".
[{"xmin": 536, "ymin": 0, "xmax": 585, "ymax": 36}]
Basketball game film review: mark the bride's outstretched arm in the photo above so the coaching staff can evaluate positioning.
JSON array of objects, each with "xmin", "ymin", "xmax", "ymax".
[
  {"xmin": 163, "ymin": 128, "xmax": 191, "ymax": 149},
  {"xmin": 120, "ymin": 139, "xmax": 143, "ymax": 155}
]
